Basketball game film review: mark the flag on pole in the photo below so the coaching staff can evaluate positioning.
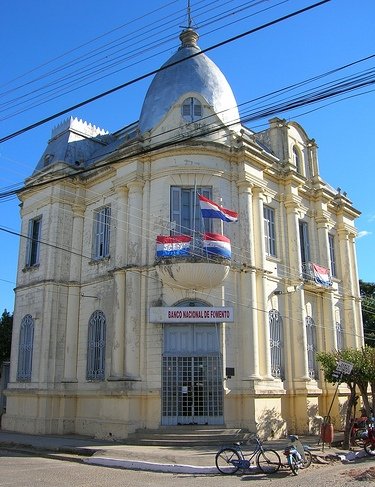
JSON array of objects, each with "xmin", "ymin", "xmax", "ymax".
[
  {"xmin": 203, "ymin": 233, "xmax": 231, "ymax": 258},
  {"xmin": 198, "ymin": 194, "xmax": 238, "ymax": 223},
  {"xmin": 311, "ymin": 263, "xmax": 332, "ymax": 287},
  {"xmin": 156, "ymin": 235, "xmax": 191, "ymax": 257}
]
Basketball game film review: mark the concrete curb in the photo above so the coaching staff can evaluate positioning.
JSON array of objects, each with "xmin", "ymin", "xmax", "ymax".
[{"xmin": 84, "ymin": 456, "xmax": 218, "ymax": 474}]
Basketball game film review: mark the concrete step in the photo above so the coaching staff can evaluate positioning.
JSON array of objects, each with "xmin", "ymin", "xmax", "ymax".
[{"xmin": 124, "ymin": 426, "xmax": 250, "ymax": 447}]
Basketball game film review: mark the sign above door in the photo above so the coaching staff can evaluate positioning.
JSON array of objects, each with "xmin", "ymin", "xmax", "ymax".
[{"xmin": 149, "ymin": 306, "xmax": 234, "ymax": 323}]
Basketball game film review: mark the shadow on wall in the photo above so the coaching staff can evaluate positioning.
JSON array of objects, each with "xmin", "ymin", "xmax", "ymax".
[
  {"xmin": 257, "ymin": 407, "xmax": 286, "ymax": 440},
  {"xmin": 308, "ymin": 403, "xmax": 322, "ymax": 435}
]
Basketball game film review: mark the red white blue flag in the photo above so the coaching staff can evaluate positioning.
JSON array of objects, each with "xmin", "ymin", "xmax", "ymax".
[
  {"xmin": 156, "ymin": 235, "xmax": 191, "ymax": 257},
  {"xmin": 198, "ymin": 194, "xmax": 238, "ymax": 223},
  {"xmin": 312, "ymin": 263, "xmax": 332, "ymax": 287},
  {"xmin": 203, "ymin": 233, "xmax": 231, "ymax": 259}
]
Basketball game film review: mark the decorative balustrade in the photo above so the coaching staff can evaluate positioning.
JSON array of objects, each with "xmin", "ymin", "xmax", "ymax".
[
  {"xmin": 155, "ymin": 233, "xmax": 231, "ymax": 289},
  {"xmin": 301, "ymin": 262, "xmax": 332, "ymax": 287},
  {"xmin": 155, "ymin": 233, "xmax": 231, "ymax": 262}
]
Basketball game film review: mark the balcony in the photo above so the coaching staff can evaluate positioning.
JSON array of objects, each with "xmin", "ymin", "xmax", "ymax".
[
  {"xmin": 155, "ymin": 234, "xmax": 231, "ymax": 290},
  {"xmin": 301, "ymin": 262, "xmax": 332, "ymax": 289}
]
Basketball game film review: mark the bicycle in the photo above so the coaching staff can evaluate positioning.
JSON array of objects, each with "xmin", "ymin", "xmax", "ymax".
[
  {"xmin": 215, "ymin": 434, "xmax": 281, "ymax": 475},
  {"xmin": 282, "ymin": 435, "xmax": 311, "ymax": 475}
]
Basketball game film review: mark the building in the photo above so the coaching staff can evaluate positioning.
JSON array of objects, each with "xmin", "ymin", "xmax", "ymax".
[{"xmin": 3, "ymin": 25, "xmax": 363, "ymax": 439}]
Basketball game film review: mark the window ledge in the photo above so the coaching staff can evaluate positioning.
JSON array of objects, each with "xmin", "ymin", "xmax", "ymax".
[
  {"xmin": 22, "ymin": 264, "xmax": 40, "ymax": 273},
  {"xmin": 89, "ymin": 256, "xmax": 111, "ymax": 266}
]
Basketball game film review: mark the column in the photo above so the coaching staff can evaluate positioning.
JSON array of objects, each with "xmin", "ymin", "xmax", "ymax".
[
  {"xmin": 285, "ymin": 200, "xmax": 309, "ymax": 381},
  {"xmin": 316, "ymin": 216, "xmax": 330, "ymax": 269},
  {"xmin": 109, "ymin": 270, "xmax": 126, "ymax": 379},
  {"xmin": 337, "ymin": 225, "xmax": 357, "ymax": 348},
  {"xmin": 322, "ymin": 290, "xmax": 337, "ymax": 352},
  {"xmin": 127, "ymin": 181, "xmax": 144, "ymax": 265},
  {"xmin": 237, "ymin": 183, "xmax": 260, "ymax": 379},
  {"xmin": 306, "ymin": 139, "xmax": 319, "ymax": 178},
  {"xmin": 63, "ymin": 206, "xmax": 84, "ymax": 382},
  {"xmin": 316, "ymin": 216, "xmax": 336, "ymax": 352},
  {"xmin": 253, "ymin": 187, "xmax": 272, "ymax": 378},
  {"xmin": 124, "ymin": 180, "xmax": 144, "ymax": 379},
  {"xmin": 350, "ymin": 235, "xmax": 364, "ymax": 346},
  {"xmin": 114, "ymin": 187, "xmax": 128, "ymax": 268}
]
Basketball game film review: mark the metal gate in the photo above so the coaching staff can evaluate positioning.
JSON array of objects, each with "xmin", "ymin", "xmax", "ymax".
[{"xmin": 162, "ymin": 324, "xmax": 223, "ymax": 425}]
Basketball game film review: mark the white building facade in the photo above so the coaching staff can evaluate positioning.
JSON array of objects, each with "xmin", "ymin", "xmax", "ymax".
[{"xmin": 4, "ymin": 27, "xmax": 363, "ymax": 439}]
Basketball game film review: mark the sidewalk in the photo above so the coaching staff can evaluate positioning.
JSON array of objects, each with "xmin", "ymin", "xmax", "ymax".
[{"xmin": 0, "ymin": 429, "xmax": 359, "ymax": 474}]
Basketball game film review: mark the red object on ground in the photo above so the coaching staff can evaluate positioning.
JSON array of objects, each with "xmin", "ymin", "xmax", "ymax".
[{"xmin": 321, "ymin": 422, "xmax": 334, "ymax": 444}]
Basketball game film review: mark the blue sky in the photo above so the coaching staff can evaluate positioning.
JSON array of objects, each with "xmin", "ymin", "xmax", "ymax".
[{"xmin": 1, "ymin": 0, "xmax": 374, "ymax": 313}]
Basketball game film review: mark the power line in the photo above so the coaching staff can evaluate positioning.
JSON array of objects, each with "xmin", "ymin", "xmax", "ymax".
[
  {"xmin": 0, "ymin": 0, "xmax": 332, "ymax": 144},
  {"xmin": 0, "ymin": 0, "xmax": 281, "ymax": 117},
  {"xmin": 0, "ymin": 52, "xmax": 373, "ymax": 205}
]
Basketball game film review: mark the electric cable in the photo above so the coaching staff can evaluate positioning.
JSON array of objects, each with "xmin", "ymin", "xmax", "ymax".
[{"xmin": 0, "ymin": 0, "xmax": 332, "ymax": 144}]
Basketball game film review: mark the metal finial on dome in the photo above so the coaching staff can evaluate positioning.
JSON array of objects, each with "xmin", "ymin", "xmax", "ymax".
[
  {"xmin": 179, "ymin": 0, "xmax": 199, "ymax": 48},
  {"xmin": 179, "ymin": 27, "xmax": 199, "ymax": 48}
]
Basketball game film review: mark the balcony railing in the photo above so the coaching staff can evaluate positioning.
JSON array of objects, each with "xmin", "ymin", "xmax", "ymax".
[
  {"xmin": 301, "ymin": 262, "xmax": 332, "ymax": 287},
  {"xmin": 155, "ymin": 233, "xmax": 231, "ymax": 263}
]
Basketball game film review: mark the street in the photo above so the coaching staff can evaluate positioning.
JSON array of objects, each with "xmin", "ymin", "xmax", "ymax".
[{"xmin": 0, "ymin": 450, "xmax": 375, "ymax": 486}]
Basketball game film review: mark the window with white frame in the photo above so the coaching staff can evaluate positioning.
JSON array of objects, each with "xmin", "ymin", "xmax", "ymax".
[
  {"xmin": 86, "ymin": 310, "xmax": 106, "ymax": 380},
  {"xmin": 264, "ymin": 206, "xmax": 277, "ymax": 257},
  {"xmin": 170, "ymin": 187, "xmax": 212, "ymax": 235},
  {"xmin": 92, "ymin": 206, "xmax": 111, "ymax": 260},
  {"xmin": 181, "ymin": 97, "xmax": 202, "ymax": 122},
  {"xmin": 17, "ymin": 314, "xmax": 34, "ymax": 381},
  {"xmin": 299, "ymin": 220, "xmax": 311, "ymax": 279},
  {"xmin": 306, "ymin": 316, "xmax": 318, "ymax": 379},
  {"xmin": 26, "ymin": 216, "xmax": 42, "ymax": 267},
  {"xmin": 328, "ymin": 234, "xmax": 337, "ymax": 278},
  {"xmin": 269, "ymin": 309, "xmax": 284, "ymax": 379}
]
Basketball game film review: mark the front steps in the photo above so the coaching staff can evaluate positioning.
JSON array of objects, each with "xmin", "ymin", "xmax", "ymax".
[{"xmin": 124, "ymin": 426, "xmax": 250, "ymax": 446}]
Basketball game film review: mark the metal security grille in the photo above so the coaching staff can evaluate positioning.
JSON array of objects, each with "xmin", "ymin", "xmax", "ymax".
[
  {"xmin": 306, "ymin": 315, "xmax": 318, "ymax": 379},
  {"xmin": 17, "ymin": 314, "xmax": 34, "ymax": 381},
  {"xmin": 269, "ymin": 309, "xmax": 284, "ymax": 379},
  {"xmin": 86, "ymin": 310, "xmax": 106, "ymax": 380},
  {"xmin": 162, "ymin": 355, "xmax": 223, "ymax": 425}
]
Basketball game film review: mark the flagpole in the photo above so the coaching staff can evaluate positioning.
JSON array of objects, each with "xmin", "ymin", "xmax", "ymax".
[
  {"xmin": 193, "ymin": 175, "xmax": 197, "ymax": 252},
  {"xmin": 219, "ymin": 197, "xmax": 224, "ymax": 236}
]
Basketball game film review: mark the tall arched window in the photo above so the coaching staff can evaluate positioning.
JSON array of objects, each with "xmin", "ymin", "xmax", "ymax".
[
  {"xmin": 292, "ymin": 146, "xmax": 302, "ymax": 174},
  {"xmin": 86, "ymin": 310, "xmax": 106, "ymax": 380},
  {"xmin": 269, "ymin": 309, "xmax": 284, "ymax": 379},
  {"xmin": 306, "ymin": 316, "xmax": 318, "ymax": 379},
  {"xmin": 17, "ymin": 314, "xmax": 34, "ymax": 381}
]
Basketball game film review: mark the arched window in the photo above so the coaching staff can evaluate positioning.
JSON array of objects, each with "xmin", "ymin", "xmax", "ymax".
[
  {"xmin": 292, "ymin": 146, "xmax": 302, "ymax": 174},
  {"xmin": 306, "ymin": 316, "xmax": 318, "ymax": 379},
  {"xmin": 86, "ymin": 310, "xmax": 106, "ymax": 380},
  {"xmin": 269, "ymin": 309, "xmax": 284, "ymax": 379},
  {"xmin": 17, "ymin": 314, "xmax": 34, "ymax": 381},
  {"xmin": 181, "ymin": 97, "xmax": 202, "ymax": 122}
]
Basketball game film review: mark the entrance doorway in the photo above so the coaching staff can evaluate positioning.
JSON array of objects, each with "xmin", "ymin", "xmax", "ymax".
[{"xmin": 162, "ymin": 324, "xmax": 223, "ymax": 425}]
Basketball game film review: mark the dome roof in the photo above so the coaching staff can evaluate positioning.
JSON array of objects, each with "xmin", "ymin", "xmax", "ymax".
[{"xmin": 139, "ymin": 28, "xmax": 240, "ymax": 134}]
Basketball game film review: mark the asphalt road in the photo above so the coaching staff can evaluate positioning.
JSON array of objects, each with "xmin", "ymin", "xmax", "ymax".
[{"xmin": 0, "ymin": 449, "xmax": 374, "ymax": 486}]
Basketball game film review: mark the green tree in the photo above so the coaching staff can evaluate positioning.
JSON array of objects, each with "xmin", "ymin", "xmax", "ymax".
[
  {"xmin": 317, "ymin": 347, "xmax": 375, "ymax": 449},
  {"xmin": 360, "ymin": 280, "xmax": 375, "ymax": 346},
  {"xmin": 0, "ymin": 309, "xmax": 13, "ymax": 364}
]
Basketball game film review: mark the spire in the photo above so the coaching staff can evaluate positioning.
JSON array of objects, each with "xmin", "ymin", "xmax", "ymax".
[
  {"xmin": 179, "ymin": 0, "xmax": 199, "ymax": 48},
  {"xmin": 187, "ymin": 0, "xmax": 192, "ymax": 28}
]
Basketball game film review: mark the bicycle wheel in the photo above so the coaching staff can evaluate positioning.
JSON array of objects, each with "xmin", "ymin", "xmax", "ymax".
[
  {"xmin": 256, "ymin": 449, "xmax": 281, "ymax": 474},
  {"xmin": 215, "ymin": 448, "xmax": 241, "ymax": 474},
  {"xmin": 302, "ymin": 449, "xmax": 312, "ymax": 468},
  {"xmin": 364, "ymin": 441, "xmax": 375, "ymax": 456},
  {"xmin": 288, "ymin": 455, "xmax": 299, "ymax": 475}
]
